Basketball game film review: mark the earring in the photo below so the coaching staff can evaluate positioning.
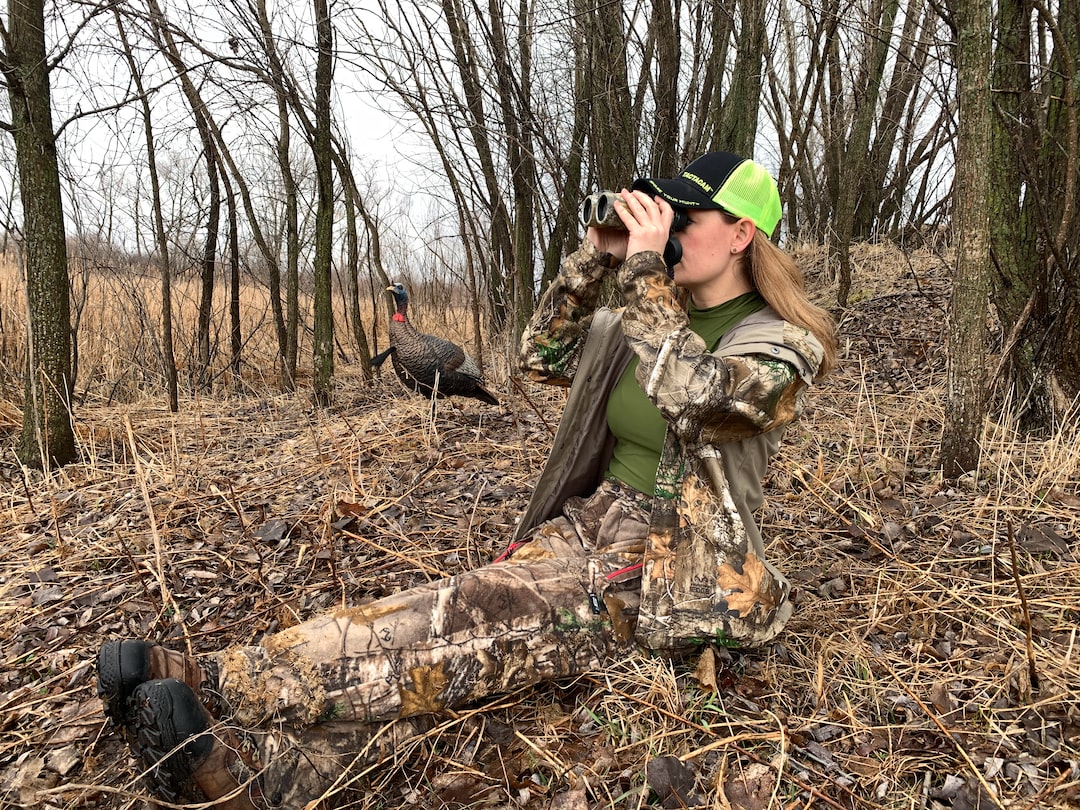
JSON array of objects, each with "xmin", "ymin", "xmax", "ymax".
[{"xmin": 730, "ymin": 247, "xmax": 738, "ymax": 254}]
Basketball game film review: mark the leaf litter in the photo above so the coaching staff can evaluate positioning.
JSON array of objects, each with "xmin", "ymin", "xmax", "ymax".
[{"xmin": 0, "ymin": 243, "xmax": 1077, "ymax": 809}]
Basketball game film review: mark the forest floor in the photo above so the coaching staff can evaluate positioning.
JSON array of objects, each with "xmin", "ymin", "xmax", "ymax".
[{"xmin": 0, "ymin": 243, "xmax": 1077, "ymax": 809}]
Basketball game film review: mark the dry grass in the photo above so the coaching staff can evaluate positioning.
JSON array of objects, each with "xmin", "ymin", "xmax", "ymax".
[
  {"xmin": 0, "ymin": 255, "xmax": 493, "ymax": 405},
  {"xmin": 0, "ymin": 243, "xmax": 1077, "ymax": 809}
]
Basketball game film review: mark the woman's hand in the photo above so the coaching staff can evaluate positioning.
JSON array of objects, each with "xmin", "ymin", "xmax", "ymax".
[
  {"xmin": 586, "ymin": 189, "xmax": 673, "ymax": 262},
  {"xmin": 615, "ymin": 189, "xmax": 674, "ymax": 260},
  {"xmin": 587, "ymin": 224, "xmax": 630, "ymax": 261}
]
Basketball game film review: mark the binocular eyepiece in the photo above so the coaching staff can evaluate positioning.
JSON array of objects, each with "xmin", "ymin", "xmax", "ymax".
[
  {"xmin": 580, "ymin": 190, "xmax": 688, "ymax": 271},
  {"xmin": 580, "ymin": 190, "xmax": 689, "ymax": 233}
]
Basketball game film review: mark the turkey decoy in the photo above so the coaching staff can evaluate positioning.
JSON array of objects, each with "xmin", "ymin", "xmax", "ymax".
[{"xmin": 372, "ymin": 282, "xmax": 499, "ymax": 410}]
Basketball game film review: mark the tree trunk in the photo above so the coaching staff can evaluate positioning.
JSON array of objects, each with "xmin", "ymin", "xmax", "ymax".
[
  {"xmin": 145, "ymin": 0, "xmax": 219, "ymax": 393},
  {"xmin": 833, "ymin": 0, "xmax": 899, "ymax": 302},
  {"xmin": 683, "ymin": 0, "xmax": 735, "ymax": 160},
  {"xmin": 487, "ymin": 0, "xmax": 535, "ymax": 342},
  {"xmin": 196, "ymin": 137, "xmax": 220, "ymax": 390},
  {"xmin": 649, "ymin": 0, "xmax": 681, "ymax": 175},
  {"xmin": 942, "ymin": 0, "xmax": 992, "ymax": 476},
  {"xmin": 4, "ymin": 0, "xmax": 76, "ymax": 468},
  {"xmin": 327, "ymin": 132, "xmax": 373, "ymax": 372},
  {"xmin": 718, "ymin": 0, "xmax": 765, "ymax": 158},
  {"xmin": 438, "ymin": 0, "xmax": 514, "ymax": 330},
  {"xmin": 580, "ymin": 0, "xmax": 636, "ymax": 188},
  {"xmin": 221, "ymin": 166, "xmax": 243, "ymax": 388},
  {"xmin": 855, "ymin": 0, "xmax": 928, "ymax": 237},
  {"xmin": 311, "ymin": 0, "xmax": 334, "ymax": 406},
  {"xmin": 145, "ymin": 0, "xmax": 291, "ymax": 393},
  {"xmin": 255, "ymin": 0, "xmax": 300, "ymax": 391},
  {"xmin": 337, "ymin": 160, "xmax": 372, "ymax": 376},
  {"xmin": 989, "ymin": 0, "xmax": 1080, "ymax": 429},
  {"xmin": 763, "ymin": 0, "xmax": 833, "ymax": 239}
]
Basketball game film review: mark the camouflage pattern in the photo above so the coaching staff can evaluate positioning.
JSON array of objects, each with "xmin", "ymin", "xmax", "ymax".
[
  {"xmin": 519, "ymin": 239, "xmax": 621, "ymax": 385},
  {"xmin": 520, "ymin": 241, "xmax": 824, "ymax": 650},
  {"xmin": 210, "ymin": 482, "xmax": 650, "ymax": 805}
]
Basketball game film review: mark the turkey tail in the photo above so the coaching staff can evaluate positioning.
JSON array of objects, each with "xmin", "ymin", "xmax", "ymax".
[
  {"xmin": 473, "ymin": 385, "xmax": 499, "ymax": 407},
  {"xmin": 371, "ymin": 346, "xmax": 396, "ymax": 368}
]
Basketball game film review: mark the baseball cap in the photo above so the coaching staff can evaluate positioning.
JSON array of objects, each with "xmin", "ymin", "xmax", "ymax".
[{"xmin": 633, "ymin": 151, "xmax": 783, "ymax": 236}]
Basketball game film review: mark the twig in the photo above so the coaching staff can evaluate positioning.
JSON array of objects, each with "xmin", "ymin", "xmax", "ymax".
[
  {"xmin": 1006, "ymin": 521, "xmax": 1040, "ymax": 693},
  {"xmin": 224, "ymin": 479, "xmax": 248, "ymax": 532},
  {"xmin": 509, "ymin": 374, "xmax": 557, "ymax": 436},
  {"xmin": 340, "ymin": 527, "xmax": 448, "ymax": 578},
  {"xmin": 12, "ymin": 448, "xmax": 36, "ymax": 512}
]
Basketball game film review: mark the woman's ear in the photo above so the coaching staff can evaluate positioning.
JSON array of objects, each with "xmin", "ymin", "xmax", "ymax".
[{"xmin": 734, "ymin": 218, "xmax": 756, "ymax": 252}]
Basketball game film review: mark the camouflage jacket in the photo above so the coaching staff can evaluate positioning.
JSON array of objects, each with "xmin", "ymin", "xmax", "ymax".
[{"xmin": 517, "ymin": 239, "xmax": 824, "ymax": 650}]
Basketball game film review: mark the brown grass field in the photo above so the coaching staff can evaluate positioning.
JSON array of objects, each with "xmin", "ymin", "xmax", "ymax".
[{"xmin": 0, "ymin": 244, "xmax": 1077, "ymax": 809}]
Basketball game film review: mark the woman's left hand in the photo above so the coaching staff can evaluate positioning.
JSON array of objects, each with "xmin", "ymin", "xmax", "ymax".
[{"xmin": 613, "ymin": 189, "xmax": 674, "ymax": 260}]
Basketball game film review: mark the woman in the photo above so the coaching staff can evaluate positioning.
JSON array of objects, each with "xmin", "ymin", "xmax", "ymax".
[{"xmin": 96, "ymin": 151, "xmax": 836, "ymax": 808}]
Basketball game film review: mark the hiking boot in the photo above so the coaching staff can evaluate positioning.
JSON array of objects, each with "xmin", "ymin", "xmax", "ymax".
[
  {"xmin": 97, "ymin": 640, "xmax": 220, "ymax": 729},
  {"xmin": 129, "ymin": 678, "xmax": 262, "ymax": 809}
]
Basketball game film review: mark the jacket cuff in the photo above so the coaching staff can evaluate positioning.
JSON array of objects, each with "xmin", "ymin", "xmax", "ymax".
[{"xmin": 616, "ymin": 250, "xmax": 666, "ymax": 283}]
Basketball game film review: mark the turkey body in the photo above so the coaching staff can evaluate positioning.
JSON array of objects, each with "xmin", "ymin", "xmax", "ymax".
[{"xmin": 375, "ymin": 283, "xmax": 499, "ymax": 407}]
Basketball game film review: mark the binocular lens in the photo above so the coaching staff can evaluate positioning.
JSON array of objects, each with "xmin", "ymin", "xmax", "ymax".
[
  {"xmin": 580, "ymin": 191, "xmax": 623, "ymax": 230},
  {"xmin": 595, "ymin": 193, "xmax": 613, "ymax": 223}
]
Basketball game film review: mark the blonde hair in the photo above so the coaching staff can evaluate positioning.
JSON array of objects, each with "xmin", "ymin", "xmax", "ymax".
[{"xmin": 745, "ymin": 230, "xmax": 837, "ymax": 380}]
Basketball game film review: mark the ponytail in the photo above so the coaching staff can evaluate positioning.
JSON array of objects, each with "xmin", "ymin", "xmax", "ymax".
[{"xmin": 746, "ymin": 233, "xmax": 837, "ymax": 380}]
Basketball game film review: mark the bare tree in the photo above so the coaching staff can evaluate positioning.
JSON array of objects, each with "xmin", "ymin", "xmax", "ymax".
[
  {"xmin": 114, "ymin": 7, "xmax": 179, "ymax": 411},
  {"xmin": 141, "ymin": 0, "xmax": 227, "ymax": 393},
  {"xmin": 220, "ymin": 163, "xmax": 243, "ymax": 387},
  {"xmin": 827, "ymin": 0, "xmax": 901, "ymax": 306},
  {"xmin": 763, "ymin": 0, "xmax": 834, "ymax": 237},
  {"xmin": 250, "ymin": 0, "xmax": 302, "ymax": 391},
  {"xmin": 942, "ymin": 0, "xmax": 992, "ymax": 475},
  {"xmin": 855, "ymin": 0, "xmax": 935, "ymax": 237},
  {"xmin": 717, "ymin": 0, "xmax": 765, "ymax": 158},
  {"xmin": 0, "ymin": 0, "xmax": 76, "ymax": 467},
  {"xmin": 137, "ymin": 0, "xmax": 296, "ymax": 392},
  {"xmin": 310, "ymin": 0, "xmax": 334, "ymax": 405},
  {"xmin": 15, "ymin": 0, "xmax": 1069, "ymax": 435},
  {"xmin": 330, "ymin": 142, "xmax": 373, "ymax": 373},
  {"xmin": 988, "ymin": 0, "xmax": 1080, "ymax": 429},
  {"xmin": 682, "ymin": 0, "xmax": 736, "ymax": 160},
  {"xmin": 578, "ymin": 0, "xmax": 637, "ymax": 187}
]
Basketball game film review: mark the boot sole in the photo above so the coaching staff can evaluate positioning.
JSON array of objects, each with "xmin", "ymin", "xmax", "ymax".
[
  {"xmin": 130, "ymin": 678, "xmax": 214, "ymax": 804},
  {"xmin": 96, "ymin": 640, "xmax": 153, "ymax": 726}
]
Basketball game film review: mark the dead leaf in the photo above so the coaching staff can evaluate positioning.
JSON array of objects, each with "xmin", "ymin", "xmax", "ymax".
[
  {"xmin": 723, "ymin": 762, "xmax": 775, "ymax": 810},
  {"xmin": 335, "ymin": 500, "xmax": 368, "ymax": 518},
  {"xmin": 254, "ymin": 518, "xmax": 291, "ymax": 543},
  {"xmin": 693, "ymin": 647, "xmax": 719, "ymax": 692},
  {"xmin": 547, "ymin": 787, "xmax": 588, "ymax": 810},
  {"xmin": 431, "ymin": 770, "xmax": 495, "ymax": 805},
  {"xmin": 1018, "ymin": 522, "xmax": 1070, "ymax": 557},
  {"xmin": 1046, "ymin": 487, "xmax": 1080, "ymax": 508},
  {"xmin": 930, "ymin": 681, "xmax": 954, "ymax": 715},
  {"xmin": 646, "ymin": 756, "xmax": 702, "ymax": 808}
]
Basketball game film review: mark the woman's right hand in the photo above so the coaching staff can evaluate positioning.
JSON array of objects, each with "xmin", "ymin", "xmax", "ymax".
[{"xmin": 587, "ymin": 225, "xmax": 629, "ymax": 262}]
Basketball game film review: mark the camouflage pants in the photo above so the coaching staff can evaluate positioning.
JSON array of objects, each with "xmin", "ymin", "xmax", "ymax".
[{"xmin": 213, "ymin": 480, "xmax": 651, "ymax": 807}]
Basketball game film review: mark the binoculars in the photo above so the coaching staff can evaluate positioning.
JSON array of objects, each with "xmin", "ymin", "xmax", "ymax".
[
  {"xmin": 579, "ymin": 190, "xmax": 688, "ymax": 269},
  {"xmin": 580, "ymin": 190, "xmax": 689, "ymax": 232}
]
